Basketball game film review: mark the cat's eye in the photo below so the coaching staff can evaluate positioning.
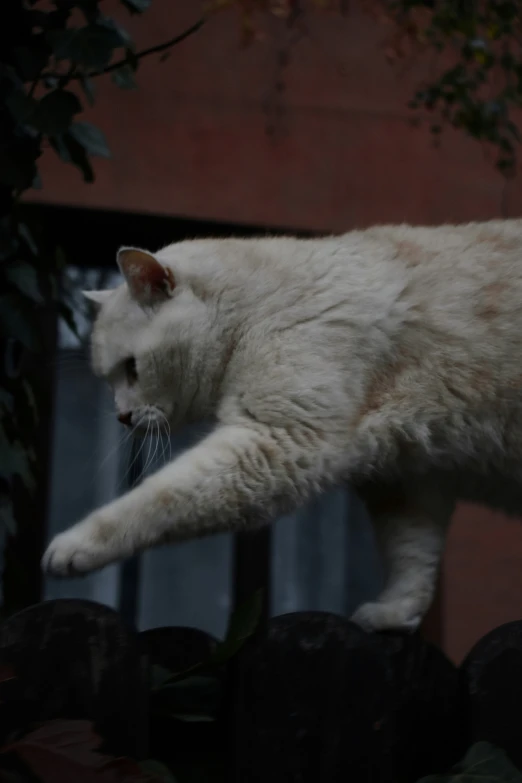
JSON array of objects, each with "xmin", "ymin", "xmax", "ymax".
[{"xmin": 125, "ymin": 357, "xmax": 138, "ymax": 384}]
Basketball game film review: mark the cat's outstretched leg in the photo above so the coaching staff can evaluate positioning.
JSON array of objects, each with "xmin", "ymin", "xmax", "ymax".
[
  {"xmin": 42, "ymin": 422, "xmax": 327, "ymax": 577},
  {"xmin": 350, "ymin": 480, "xmax": 454, "ymax": 633}
]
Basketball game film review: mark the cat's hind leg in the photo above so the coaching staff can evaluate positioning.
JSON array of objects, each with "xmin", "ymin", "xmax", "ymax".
[{"xmin": 351, "ymin": 479, "xmax": 454, "ymax": 633}]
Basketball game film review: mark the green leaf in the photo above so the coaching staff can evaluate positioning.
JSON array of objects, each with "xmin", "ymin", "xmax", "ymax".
[
  {"xmin": 48, "ymin": 23, "xmax": 125, "ymax": 70},
  {"xmin": 121, "ymin": 0, "xmax": 152, "ymax": 12},
  {"xmin": 6, "ymin": 90, "xmax": 39, "ymax": 126},
  {"xmin": 49, "ymin": 273, "xmax": 59, "ymax": 302},
  {"xmin": 100, "ymin": 17, "xmax": 133, "ymax": 47},
  {"xmin": 419, "ymin": 741, "xmax": 522, "ymax": 783},
  {"xmin": 210, "ymin": 588, "xmax": 263, "ymax": 664},
  {"xmin": 0, "ymin": 390, "xmax": 14, "ymax": 415},
  {"xmin": 22, "ymin": 382, "xmax": 39, "ymax": 425},
  {"xmin": 169, "ymin": 713, "xmax": 215, "ymax": 723},
  {"xmin": 140, "ymin": 760, "xmax": 177, "ymax": 783},
  {"xmin": 150, "ymin": 664, "xmax": 173, "ymax": 690},
  {"xmin": 0, "ymin": 435, "xmax": 36, "ymax": 493},
  {"xmin": 155, "ymin": 675, "xmax": 220, "ymax": 723},
  {"xmin": 111, "ymin": 64, "xmax": 137, "ymax": 90},
  {"xmin": 50, "ymin": 132, "xmax": 94, "ymax": 182},
  {"xmin": 70, "ymin": 122, "xmax": 111, "ymax": 158},
  {"xmin": 506, "ymin": 120, "xmax": 521, "ymax": 142},
  {"xmin": 0, "ymin": 494, "xmax": 16, "ymax": 536},
  {"xmin": 50, "ymin": 133, "xmax": 71, "ymax": 163},
  {"xmin": 32, "ymin": 90, "xmax": 82, "ymax": 136},
  {"xmin": 75, "ymin": 0, "xmax": 101, "ymax": 24},
  {"xmin": 43, "ymin": 75, "xmax": 59, "ymax": 89},
  {"xmin": 12, "ymin": 40, "xmax": 50, "ymax": 82},
  {"xmin": 152, "ymin": 589, "xmax": 264, "ymax": 690},
  {"xmin": 0, "ymin": 294, "xmax": 40, "ymax": 350},
  {"xmin": 2, "ymin": 719, "xmax": 170, "ymax": 782},
  {"xmin": 0, "ymin": 230, "xmax": 19, "ymax": 263},
  {"xmin": 80, "ymin": 75, "xmax": 96, "ymax": 106},
  {"xmin": 55, "ymin": 245, "xmax": 67, "ymax": 271},
  {"xmin": 46, "ymin": 27, "xmax": 78, "ymax": 60},
  {"xmin": 225, "ymin": 588, "xmax": 263, "ymax": 641},
  {"xmin": 66, "ymin": 136, "xmax": 95, "ymax": 181},
  {"xmin": 18, "ymin": 223, "xmax": 38, "ymax": 255},
  {"xmin": 5, "ymin": 261, "xmax": 44, "ymax": 304}
]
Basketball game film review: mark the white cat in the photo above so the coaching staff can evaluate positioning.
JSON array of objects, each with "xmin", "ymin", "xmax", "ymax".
[{"xmin": 42, "ymin": 219, "xmax": 522, "ymax": 632}]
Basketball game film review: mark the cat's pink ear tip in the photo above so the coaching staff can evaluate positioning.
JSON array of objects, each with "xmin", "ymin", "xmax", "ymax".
[
  {"xmin": 117, "ymin": 247, "xmax": 151, "ymax": 273},
  {"xmin": 117, "ymin": 246, "xmax": 175, "ymax": 305}
]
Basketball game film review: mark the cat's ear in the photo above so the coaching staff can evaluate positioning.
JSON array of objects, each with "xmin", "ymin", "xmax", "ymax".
[
  {"xmin": 117, "ymin": 247, "xmax": 175, "ymax": 308},
  {"xmin": 82, "ymin": 290, "xmax": 112, "ymax": 308}
]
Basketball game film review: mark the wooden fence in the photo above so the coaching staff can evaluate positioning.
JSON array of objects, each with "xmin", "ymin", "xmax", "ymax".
[{"xmin": 1, "ymin": 597, "xmax": 521, "ymax": 782}]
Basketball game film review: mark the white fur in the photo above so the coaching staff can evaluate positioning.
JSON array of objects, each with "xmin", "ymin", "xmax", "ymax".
[{"xmin": 43, "ymin": 220, "xmax": 522, "ymax": 632}]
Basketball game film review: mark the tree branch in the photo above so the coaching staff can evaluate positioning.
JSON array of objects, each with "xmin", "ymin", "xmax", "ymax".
[
  {"xmin": 100, "ymin": 17, "xmax": 205, "ymax": 77},
  {"xmin": 42, "ymin": 18, "xmax": 205, "ymax": 82}
]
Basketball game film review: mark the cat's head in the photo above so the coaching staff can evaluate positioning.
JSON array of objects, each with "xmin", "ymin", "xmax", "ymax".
[{"xmin": 84, "ymin": 246, "xmax": 222, "ymax": 432}]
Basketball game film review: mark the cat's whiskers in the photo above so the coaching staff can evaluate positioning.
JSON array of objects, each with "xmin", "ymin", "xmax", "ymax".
[
  {"xmin": 156, "ymin": 411, "xmax": 172, "ymax": 466},
  {"xmin": 141, "ymin": 423, "xmax": 154, "ymax": 476},
  {"xmin": 97, "ymin": 424, "xmax": 134, "ymax": 476},
  {"xmin": 142, "ymin": 419, "xmax": 158, "ymax": 476},
  {"xmin": 120, "ymin": 420, "xmax": 150, "ymax": 488},
  {"xmin": 158, "ymin": 429, "xmax": 170, "ymax": 468},
  {"xmin": 149, "ymin": 421, "xmax": 163, "ymax": 472}
]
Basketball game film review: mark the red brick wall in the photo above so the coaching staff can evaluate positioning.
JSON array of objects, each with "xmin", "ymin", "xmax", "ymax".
[
  {"xmin": 444, "ymin": 505, "xmax": 522, "ymax": 663},
  {"xmin": 30, "ymin": 1, "xmax": 522, "ymax": 229},
  {"xmin": 29, "ymin": 1, "xmax": 522, "ymax": 661}
]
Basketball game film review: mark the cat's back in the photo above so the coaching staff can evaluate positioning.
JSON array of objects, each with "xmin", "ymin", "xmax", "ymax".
[
  {"xmin": 359, "ymin": 218, "xmax": 522, "ymax": 335},
  {"xmin": 169, "ymin": 220, "xmax": 522, "ymax": 344},
  {"xmin": 361, "ymin": 217, "xmax": 522, "ymax": 282},
  {"xmin": 217, "ymin": 218, "xmax": 522, "ymax": 308}
]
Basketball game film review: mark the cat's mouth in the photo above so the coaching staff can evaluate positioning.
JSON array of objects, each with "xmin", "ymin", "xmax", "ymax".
[{"xmin": 131, "ymin": 406, "xmax": 170, "ymax": 434}]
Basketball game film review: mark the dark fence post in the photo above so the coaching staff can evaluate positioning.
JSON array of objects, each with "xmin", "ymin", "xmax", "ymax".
[
  {"xmin": 139, "ymin": 626, "xmax": 225, "ymax": 780},
  {"xmin": 232, "ymin": 528, "xmax": 271, "ymax": 625},
  {"xmin": 3, "ymin": 308, "xmax": 57, "ymax": 616},
  {"xmin": 228, "ymin": 612, "xmax": 468, "ymax": 783},
  {"xmin": 0, "ymin": 599, "xmax": 147, "ymax": 758},
  {"xmin": 461, "ymin": 619, "xmax": 522, "ymax": 769},
  {"xmin": 228, "ymin": 526, "xmax": 272, "ymax": 783},
  {"xmin": 117, "ymin": 438, "xmax": 144, "ymax": 629}
]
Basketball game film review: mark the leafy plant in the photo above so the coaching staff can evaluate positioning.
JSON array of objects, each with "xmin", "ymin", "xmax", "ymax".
[
  {"xmin": 1, "ymin": 719, "xmax": 173, "ymax": 783},
  {"xmin": 0, "ymin": 0, "xmax": 205, "ymax": 613},
  {"xmin": 375, "ymin": 0, "xmax": 522, "ymax": 173},
  {"xmin": 144, "ymin": 589, "xmax": 262, "ymax": 781},
  {"xmin": 419, "ymin": 741, "xmax": 522, "ymax": 783},
  {"xmin": 225, "ymin": 0, "xmax": 522, "ymax": 170},
  {"xmin": 150, "ymin": 588, "xmax": 263, "ymax": 714}
]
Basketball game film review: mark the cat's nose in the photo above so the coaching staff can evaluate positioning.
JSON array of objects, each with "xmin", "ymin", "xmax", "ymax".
[{"xmin": 117, "ymin": 412, "xmax": 132, "ymax": 427}]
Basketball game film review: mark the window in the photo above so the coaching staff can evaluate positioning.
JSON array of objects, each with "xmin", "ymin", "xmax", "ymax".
[{"xmin": 42, "ymin": 206, "xmax": 381, "ymax": 635}]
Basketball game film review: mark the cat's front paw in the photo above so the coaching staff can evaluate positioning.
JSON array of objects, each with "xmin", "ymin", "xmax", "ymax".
[
  {"xmin": 42, "ymin": 515, "xmax": 125, "ymax": 577},
  {"xmin": 351, "ymin": 600, "xmax": 422, "ymax": 634}
]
